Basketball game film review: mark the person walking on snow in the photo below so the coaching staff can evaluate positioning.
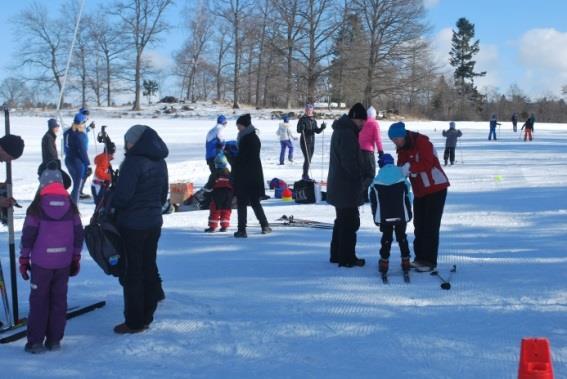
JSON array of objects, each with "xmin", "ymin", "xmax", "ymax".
[
  {"xmin": 232, "ymin": 114, "xmax": 271, "ymax": 238},
  {"xmin": 19, "ymin": 168, "xmax": 83, "ymax": 354},
  {"xmin": 276, "ymin": 115, "xmax": 297, "ymax": 165},
  {"xmin": 297, "ymin": 104, "xmax": 326, "ymax": 180},
  {"xmin": 511, "ymin": 112, "xmax": 518, "ymax": 132},
  {"xmin": 369, "ymin": 153, "xmax": 412, "ymax": 275},
  {"xmin": 521, "ymin": 113, "xmax": 535, "ymax": 141},
  {"xmin": 204, "ymin": 152, "xmax": 234, "ymax": 232},
  {"xmin": 359, "ymin": 105, "xmax": 384, "ymax": 202},
  {"xmin": 442, "ymin": 121, "xmax": 462, "ymax": 166},
  {"xmin": 205, "ymin": 115, "xmax": 228, "ymax": 173},
  {"xmin": 327, "ymin": 103, "xmax": 367, "ymax": 268},
  {"xmin": 388, "ymin": 122, "xmax": 450, "ymax": 272},
  {"xmin": 488, "ymin": 114, "xmax": 501, "ymax": 141}
]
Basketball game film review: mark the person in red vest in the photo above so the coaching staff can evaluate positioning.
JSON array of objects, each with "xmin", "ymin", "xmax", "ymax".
[{"xmin": 388, "ymin": 122, "xmax": 449, "ymax": 272}]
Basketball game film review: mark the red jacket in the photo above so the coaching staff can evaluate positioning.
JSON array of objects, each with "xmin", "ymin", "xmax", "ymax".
[
  {"xmin": 94, "ymin": 153, "xmax": 112, "ymax": 182},
  {"xmin": 396, "ymin": 131, "xmax": 449, "ymax": 198}
]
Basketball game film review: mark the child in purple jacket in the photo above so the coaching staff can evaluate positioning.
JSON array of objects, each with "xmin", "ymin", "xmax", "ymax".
[{"xmin": 19, "ymin": 168, "xmax": 84, "ymax": 354}]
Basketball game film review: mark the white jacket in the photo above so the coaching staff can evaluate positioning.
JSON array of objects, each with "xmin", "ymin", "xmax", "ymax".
[{"xmin": 276, "ymin": 122, "xmax": 296, "ymax": 141}]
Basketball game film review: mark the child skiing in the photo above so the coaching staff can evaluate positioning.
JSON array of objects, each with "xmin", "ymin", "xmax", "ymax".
[
  {"xmin": 19, "ymin": 167, "xmax": 83, "ymax": 353},
  {"xmin": 368, "ymin": 154, "xmax": 412, "ymax": 278},
  {"xmin": 442, "ymin": 121, "xmax": 463, "ymax": 166},
  {"xmin": 488, "ymin": 114, "xmax": 501, "ymax": 141},
  {"xmin": 521, "ymin": 113, "xmax": 535, "ymax": 141},
  {"xmin": 204, "ymin": 152, "xmax": 234, "ymax": 232},
  {"xmin": 276, "ymin": 115, "xmax": 297, "ymax": 165}
]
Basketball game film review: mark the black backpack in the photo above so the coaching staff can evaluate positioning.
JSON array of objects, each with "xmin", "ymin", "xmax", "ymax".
[{"xmin": 84, "ymin": 192, "xmax": 123, "ymax": 277}]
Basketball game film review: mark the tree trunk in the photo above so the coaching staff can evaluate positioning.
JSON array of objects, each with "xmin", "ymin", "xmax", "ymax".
[
  {"xmin": 133, "ymin": 52, "xmax": 142, "ymax": 111},
  {"xmin": 106, "ymin": 54, "xmax": 112, "ymax": 107},
  {"xmin": 232, "ymin": 9, "xmax": 240, "ymax": 109}
]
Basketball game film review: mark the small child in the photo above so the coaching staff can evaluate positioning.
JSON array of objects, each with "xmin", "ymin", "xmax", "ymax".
[
  {"xmin": 521, "ymin": 113, "xmax": 535, "ymax": 142},
  {"xmin": 204, "ymin": 152, "xmax": 234, "ymax": 232},
  {"xmin": 276, "ymin": 115, "xmax": 297, "ymax": 165},
  {"xmin": 91, "ymin": 142, "xmax": 116, "ymax": 206},
  {"xmin": 19, "ymin": 168, "xmax": 83, "ymax": 353},
  {"xmin": 442, "ymin": 121, "xmax": 462, "ymax": 166},
  {"xmin": 368, "ymin": 154, "xmax": 412, "ymax": 275}
]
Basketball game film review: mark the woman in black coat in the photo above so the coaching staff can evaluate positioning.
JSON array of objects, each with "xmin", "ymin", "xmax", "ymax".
[{"xmin": 232, "ymin": 114, "xmax": 271, "ymax": 238}]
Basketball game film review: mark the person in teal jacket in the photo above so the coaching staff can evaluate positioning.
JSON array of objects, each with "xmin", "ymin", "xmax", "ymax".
[{"xmin": 368, "ymin": 153, "xmax": 412, "ymax": 275}]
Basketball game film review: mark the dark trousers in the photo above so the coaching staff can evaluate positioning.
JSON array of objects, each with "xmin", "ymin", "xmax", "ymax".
[
  {"xmin": 379, "ymin": 223, "xmax": 410, "ymax": 260},
  {"xmin": 488, "ymin": 127, "xmax": 497, "ymax": 140},
  {"xmin": 237, "ymin": 194, "xmax": 268, "ymax": 230},
  {"xmin": 65, "ymin": 157, "xmax": 85, "ymax": 204},
  {"xmin": 443, "ymin": 147, "xmax": 456, "ymax": 165},
  {"xmin": 27, "ymin": 265, "xmax": 70, "ymax": 345},
  {"xmin": 413, "ymin": 189, "xmax": 447, "ymax": 266},
  {"xmin": 279, "ymin": 140, "xmax": 294, "ymax": 164},
  {"xmin": 118, "ymin": 226, "xmax": 162, "ymax": 329},
  {"xmin": 330, "ymin": 207, "xmax": 360, "ymax": 264},
  {"xmin": 361, "ymin": 150, "xmax": 376, "ymax": 202},
  {"xmin": 300, "ymin": 136, "xmax": 315, "ymax": 179},
  {"xmin": 206, "ymin": 158, "xmax": 215, "ymax": 173}
]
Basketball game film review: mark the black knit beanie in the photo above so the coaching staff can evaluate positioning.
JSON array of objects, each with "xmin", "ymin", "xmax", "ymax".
[
  {"xmin": 348, "ymin": 103, "xmax": 368, "ymax": 120},
  {"xmin": 236, "ymin": 114, "xmax": 252, "ymax": 127}
]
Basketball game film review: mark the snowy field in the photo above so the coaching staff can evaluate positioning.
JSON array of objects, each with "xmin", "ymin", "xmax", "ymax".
[{"xmin": 1, "ymin": 114, "xmax": 566, "ymax": 378}]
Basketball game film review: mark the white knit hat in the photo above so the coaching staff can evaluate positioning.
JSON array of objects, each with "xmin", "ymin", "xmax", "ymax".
[{"xmin": 367, "ymin": 106, "xmax": 377, "ymax": 119}]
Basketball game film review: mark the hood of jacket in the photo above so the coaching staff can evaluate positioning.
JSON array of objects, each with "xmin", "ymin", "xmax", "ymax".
[
  {"xmin": 40, "ymin": 194, "xmax": 71, "ymax": 220},
  {"xmin": 332, "ymin": 114, "xmax": 359, "ymax": 134},
  {"xmin": 126, "ymin": 127, "xmax": 169, "ymax": 160}
]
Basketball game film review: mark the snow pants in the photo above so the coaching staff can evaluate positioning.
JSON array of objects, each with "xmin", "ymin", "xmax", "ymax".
[
  {"xmin": 118, "ymin": 226, "xmax": 162, "ymax": 330},
  {"xmin": 279, "ymin": 140, "xmax": 294, "ymax": 164},
  {"xmin": 412, "ymin": 189, "xmax": 447, "ymax": 266},
  {"xmin": 300, "ymin": 136, "xmax": 315, "ymax": 179},
  {"xmin": 27, "ymin": 265, "xmax": 70, "ymax": 346},
  {"xmin": 330, "ymin": 207, "xmax": 360, "ymax": 265},
  {"xmin": 443, "ymin": 147, "xmax": 456, "ymax": 165},
  {"xmin": 208, "ymin": 201, "xmax": 231, "ymax": 230},
  {"xmin": 524, "ymin": 128, "xmax": 533, "ymax": 141},
  {"xmin": 379, "ymin": 223, "xmax": 410, "ymax": 260},
  {"xmin": 488, "ymin": 127, "xmax": 497, "ymax": 140}
]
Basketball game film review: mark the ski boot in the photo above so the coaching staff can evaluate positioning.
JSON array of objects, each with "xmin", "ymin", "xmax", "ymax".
[
  {"xmin": 378, "ymin": 259, "xmax": 389, "ymax": 273},
  {"xmin": 401, "ymin": 257, "xmax": 411, "ymax": 272},
  {"xmin": 204, "ymin": 227, "xmax": 215, "ymax": 233},
  {"xmin": 219, "ymin": 227, "xmax": 227, "ymax": 232}
]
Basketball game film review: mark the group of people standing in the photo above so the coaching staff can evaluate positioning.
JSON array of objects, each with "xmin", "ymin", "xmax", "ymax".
[{"xmin": 491, "ymin": 112, "xmax": 536, "ymax": 141}]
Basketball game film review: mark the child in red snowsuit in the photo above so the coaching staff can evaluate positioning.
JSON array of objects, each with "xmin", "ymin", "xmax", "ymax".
[
  {"xmin": 204, "ymin": 152, "xmax": 233, "ymax": 232},
  {"xmin": 91, "ymin": 142, "xmax": 115, "ymax": 206}
]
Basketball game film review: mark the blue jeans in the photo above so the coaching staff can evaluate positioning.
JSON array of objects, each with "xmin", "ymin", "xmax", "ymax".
[
  {"xmin": 488, "ymin": 127, "xmax": 497, "ymax": 140},
  {"xmin": 279, "ymin": 140, "xmax": 293, "ymax": 164}
]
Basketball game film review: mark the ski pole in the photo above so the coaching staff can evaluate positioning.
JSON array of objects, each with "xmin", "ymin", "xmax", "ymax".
[{"xmin": 431, "ymin": 265, "xmax": 457, "ymax": 290}]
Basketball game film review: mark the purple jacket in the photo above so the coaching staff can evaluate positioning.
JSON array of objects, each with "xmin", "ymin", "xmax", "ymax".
[{"xmin": 20, "ymin": 195, "xmax": 83, "ymax": 269}]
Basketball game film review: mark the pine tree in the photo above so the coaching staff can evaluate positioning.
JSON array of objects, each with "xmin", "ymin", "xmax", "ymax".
[
  {"xmin": 143, "ymin": 80, "xmax": 159, "ymax": 105},
  {"xmin": 449, "ymin": 17, "xmax": 486, "ymax": 117}
]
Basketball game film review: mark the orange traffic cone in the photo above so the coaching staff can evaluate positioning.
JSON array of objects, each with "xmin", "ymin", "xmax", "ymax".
[
  {"xmin": 518, "ymin": 338, "xmax": 554, "ymax": 379},
  {"xmin": 282, "ymin": 187, "xmax": 293, "ymax": 201}
]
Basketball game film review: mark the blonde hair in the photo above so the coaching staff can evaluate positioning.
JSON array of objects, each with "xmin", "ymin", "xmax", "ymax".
[{"xmin": 71, "ymin": 122, "xmax": 85, "ymax": 132}]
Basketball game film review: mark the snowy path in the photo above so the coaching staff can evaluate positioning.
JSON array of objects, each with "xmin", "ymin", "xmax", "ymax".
[{"xmin": 1, "ymin": 117, "xmax": 566, "ymax": 378}]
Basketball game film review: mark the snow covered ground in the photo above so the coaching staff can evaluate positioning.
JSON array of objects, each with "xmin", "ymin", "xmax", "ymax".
[{"xmin": 1, "ymin": 114, "xmax": 566, "ymax": 378}]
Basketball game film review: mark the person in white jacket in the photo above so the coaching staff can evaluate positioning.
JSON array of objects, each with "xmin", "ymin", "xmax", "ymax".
[{"xmin": 276, "ymin": 115, "xmax": 297, "ymax": 165}]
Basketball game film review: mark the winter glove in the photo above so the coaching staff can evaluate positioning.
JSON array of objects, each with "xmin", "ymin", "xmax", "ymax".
[
  {"xmin": 320, "ymin": 122, "xmax": 327, "ymax": 130},
  {"xmin": 19, "ymin": 257, "xmax": 31, "ymax": 281},
  {"xmin": 85, "ymin": 166, "xmax": 93, "ymax": 178},
  {"xmin": 401, "ymin": 162, "xmax": 411, "ymax": 177},
  {"xmin": 378, "ymin": 150, "xmax": 384, "ymax": 158},
  {"xmin": 70, "ymin": 256, "xmax": 81, "ymax": 277},
  {"xmin": 88, "ymin": 121, "xmax": 96, "ymax": 130}
]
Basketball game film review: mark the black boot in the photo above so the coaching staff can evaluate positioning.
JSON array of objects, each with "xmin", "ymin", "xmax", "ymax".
[
  {"xmin": 234, "ymin": 229, "xmax": 247, "ymax": 238},
  {"xmin": 261, "ymin": 225, "xmax": 272, "ymax": 234}
]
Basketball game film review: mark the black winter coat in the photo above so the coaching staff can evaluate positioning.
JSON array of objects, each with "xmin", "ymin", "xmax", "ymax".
[
  {"xmin": 41, "ymin": 130, "xmax": 58, "ymax": 164},
  {"xmin": 297, "ymin": 116, "xmax": 324, "ymax": 141},
  {"xmin": 111, "ymin": 128, "xmax": 169, "ymax": 230},
  {"xmin": 233, "ymin": 128, "xmax": 266, "ymax": 198},
  {"xmin": 326, "ymin": 115, "xmax": 363, "ymax": 208}
]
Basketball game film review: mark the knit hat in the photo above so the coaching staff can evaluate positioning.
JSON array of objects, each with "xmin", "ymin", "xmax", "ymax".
[
  {"xmin": 367, "ymin": 106, "xmax": 377, "ymax": 119},
  {"xmin": 40, "ymin": 182, "xmax": 68, "ymax": 196},
  {"xmin": 73, "ymin": 112, "xmax": 86, "ymax": 124},
  {"xmin": 214, "ymin": 152, "xmax": 228, "ymax": 169},
  {"xmin": 39, "ymin": 167, "xmax": 63, "ymax": 189},
  {"xmin": 388, "ymin": 122, "xmax": 406, "ymax": 140},
  {"xmin": 449, "ymin": 121, "xmax": 456, "ymax": 129},
  {"xmin": 217, "ymin": 115, "xmax": 227, "ymax": 125},
  {"xmin": 236, "ymin": 114, "xmax": 251, "ymax": 127},
  {"xmin": 0, "ymin": 135, "xmax": 24, "ymax": 159},
  {"xmin": 282, "ymin": 115, "xmax": 289, "ymax": 123},
  {"xmin": 378, "ymin": 153, "xmax": 394, "ymax": 168},
  {"xmin": 348, "ymin": 103, "xmax": 368, "ymax": 120},
  {"xmin": 305, "ymin": 104, "xmax": 314, "ymax": 111},
  {"xmin": 124, "ymin": 125, "xmax": 148, "ymax": 146},
  {"xmin": 79, "ymin": 107, "xmax": 90, "ymax": 116},
  {"xmin": 48, "ymin": 118, "xmax": 60, "ymax": 129}
]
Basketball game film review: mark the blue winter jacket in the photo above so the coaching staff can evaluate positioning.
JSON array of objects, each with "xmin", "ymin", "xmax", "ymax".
[
  {"xmin": 205, "ymin": 124, "xmax": 226, "ymax": 159},
  {"xmin": 64, "ymin": 129, "xmax": 90, "ymax": 166},
  {"xmin": 368, "ymin": 164, "xmax": 412, "ymax": 225},
  {"xmin": 111, "ymin": 127, "xmax": 169, "ymax": 230}
]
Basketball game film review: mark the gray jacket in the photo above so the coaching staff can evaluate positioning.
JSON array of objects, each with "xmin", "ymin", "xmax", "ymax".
[{"xmin": 442, "ymin": 128, "xmax": 462, "ymax": 148}]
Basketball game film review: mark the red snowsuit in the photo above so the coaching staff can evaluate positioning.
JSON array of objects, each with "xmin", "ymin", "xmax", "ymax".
[{"xmin": 206, "ymin": 170, "xmax": 233, "ymax": 230}]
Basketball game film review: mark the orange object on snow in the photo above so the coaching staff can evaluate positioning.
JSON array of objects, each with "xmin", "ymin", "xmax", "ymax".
[
  {"xmin": 282, "ymin": 187, "xmax": 293, "ymax": 201},
  {"xmin": 518, "ymin": 338, "xmax": 554, "ymax": 379}
]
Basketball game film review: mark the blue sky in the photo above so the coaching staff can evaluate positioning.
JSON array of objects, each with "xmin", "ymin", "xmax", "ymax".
[{"xmin": 1, "ymin": 0, "xmax": 566, "ymax": 100}]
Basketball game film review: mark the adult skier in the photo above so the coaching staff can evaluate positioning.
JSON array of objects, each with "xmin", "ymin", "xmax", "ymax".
[{"xmin": 297, "ymin": 104, "xmax": 326, "ymax": 180}]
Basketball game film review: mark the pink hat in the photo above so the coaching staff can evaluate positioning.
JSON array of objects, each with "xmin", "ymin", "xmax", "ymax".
[{"xmin": 40, "ymin": 182, "xmax": 68, "ymax": 197}]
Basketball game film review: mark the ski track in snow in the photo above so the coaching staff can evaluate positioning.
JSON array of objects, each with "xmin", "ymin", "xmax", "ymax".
[{"xmin": 1, "ymin": 116, "xmax": 567, "ymax": 378}]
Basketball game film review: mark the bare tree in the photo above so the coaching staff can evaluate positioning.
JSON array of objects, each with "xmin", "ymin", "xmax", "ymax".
[
  {"xmin": 214, "ymin": 0, "xmax": 251, "ymax": 109},
  {"xmin": 353, "ymin": 0, "xmax": 427, "ymax": 106},
  {"xmin": 114, "ymin": 0, "xmax": 173, "ymax": 110},
  {"xmin": 272, "ymin": 0, "xmax": 306, "ymax": 108},
  {"xmin": 12, "ymin": 2, "xmax": 67, "ymax": 107},
  {"xmin": 253, "ymin": 0, "xmax": 271, "ymax": 108},
  {"xmin": 174, "ymin": 1, "xmax": 211, "ymax": 103},
  {"xmin": 0, "ymin": 78, "xmax": 30, "ymax": 108},
  {"xmin": 297, "ymin": 0, "xmax": 340, "ymax": 104}
]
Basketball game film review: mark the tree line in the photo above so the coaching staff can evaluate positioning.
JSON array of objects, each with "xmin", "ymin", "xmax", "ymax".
[{"xmin": 1, "ymin": 0, "xmax": 566, "ymax": 122}]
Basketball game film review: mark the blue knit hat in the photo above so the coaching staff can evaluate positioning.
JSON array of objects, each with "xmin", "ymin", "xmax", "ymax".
[
  {"xmin": 73, "ymin": 113, "xmax": 86, "ymax": 125},
  {"xmin": 388, "ymin": 122, "xmax": 406, "ymax": 140},
  {"xmin": 282, "ymin": 115, "xmax": 289, "ymax": 123},
  {"xmin": 217, "ymin": 115, "xmax": 227, "ymax": 125},
  {"xmin": 47, "ymin": 118, "xmax": 60, "ymax": 129},
  {"xmin": 378, "ymin": 153, "xmax": 394, "ymax": 168}
]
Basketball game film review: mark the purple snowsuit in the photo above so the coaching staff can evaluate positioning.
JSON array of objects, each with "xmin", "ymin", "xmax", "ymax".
[{"xmin": 20, "ymin": 194, "xmax": 83, "ymax": 346}]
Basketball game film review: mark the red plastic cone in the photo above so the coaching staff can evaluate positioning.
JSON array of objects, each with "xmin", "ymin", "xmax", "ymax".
[
  {"xmin": 518, "ymin": 338, "xmax": 554, "ymax": 379},
  {"xmin": 282, "ymin": 187, "xmax": 293, "ymax": 201}
]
